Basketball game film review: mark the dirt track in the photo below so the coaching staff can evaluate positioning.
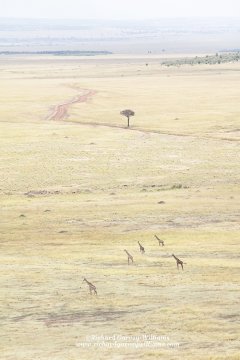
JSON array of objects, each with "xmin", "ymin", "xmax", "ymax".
[
  {"xmin": 47, "ymin": 89, "xmax": 97, "ymax": 121},
  {"xmin": 47, "ymin": 89, "xmax": 239, "ymax": 143}
]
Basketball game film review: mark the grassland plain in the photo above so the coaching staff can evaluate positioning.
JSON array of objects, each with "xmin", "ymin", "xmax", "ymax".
[{"xmin": 0, "ymin": 54, "xmax": 239, "ymax": 360}]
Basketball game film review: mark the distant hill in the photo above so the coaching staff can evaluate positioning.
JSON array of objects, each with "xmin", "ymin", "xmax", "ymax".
[
  {"xmin": 0, "ymin": 17, "xmax": 240, "ymax": 54},
  {"xmin": 0, "ymin": 50, "xmax": 112, "ymax": 56}
]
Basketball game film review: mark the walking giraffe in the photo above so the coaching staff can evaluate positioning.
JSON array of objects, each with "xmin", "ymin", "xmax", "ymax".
[
  {"xmin": 83, "ymin": 278, "xmax": 97, "ymax": 295},
  {"xmin": 154, "ymin": 234, "xmax": 165, "ymax": 246},
  {"xmin": 138, "ymin": 241, "xmax": 145, "ymax": 254},
  {"xmin": 172, "ymin": 254, "xmax": 185, "ymax": 270},
  {"xmin": 124, "ymin": 249, "xmax": 134, "ymax": 265}
]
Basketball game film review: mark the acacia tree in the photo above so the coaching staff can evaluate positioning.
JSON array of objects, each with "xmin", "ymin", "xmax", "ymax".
[{"xmin": 120, "ymin": 109, "xmax": 135, "ymax": 128}]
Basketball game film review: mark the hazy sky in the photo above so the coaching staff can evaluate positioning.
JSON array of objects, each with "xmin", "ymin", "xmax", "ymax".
[{"xmin": 1, "ymin": 0, "xmax": 240, "ymax": 19}]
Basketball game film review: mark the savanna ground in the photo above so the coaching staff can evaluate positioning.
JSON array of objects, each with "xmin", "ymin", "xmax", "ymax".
[{"xmin": 0, "ymin": 54, "xmax": 239, "ymax": 360}]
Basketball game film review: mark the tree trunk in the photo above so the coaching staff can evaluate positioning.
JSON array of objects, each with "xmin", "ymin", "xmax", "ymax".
[{"xmin": 127, "ymin": 116, "xmax": 130, "ymax": 127}]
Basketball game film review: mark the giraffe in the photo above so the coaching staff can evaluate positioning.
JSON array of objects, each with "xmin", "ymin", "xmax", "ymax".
[
  {"xmin": 83, "ymin": 278, "xmax": 97, "ymax": 295},
  {"xmin": 172, "ymin": 254, "xmax": 184, "ymax": 270},
  {"xmin": 154, "ymin": 234, "xmax": 165, "ymax": 246},
  {"xmin": 124, "ymin": 249, "xmax": 134, "ymax": 265},
  {"xmin": 138, "ymin": 241, "xmax": 145, "ymax": 254}
]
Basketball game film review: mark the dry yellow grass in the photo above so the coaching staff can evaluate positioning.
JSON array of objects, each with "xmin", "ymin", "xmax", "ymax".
[{"xmin": 0, "ymin": 54, "xmax": 239, "ymax": 360}]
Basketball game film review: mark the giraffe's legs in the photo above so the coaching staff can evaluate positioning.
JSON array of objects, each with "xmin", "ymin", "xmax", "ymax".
[{"xmin": 127, "ymin": 256, "xmax": 133, "ymax": 264}]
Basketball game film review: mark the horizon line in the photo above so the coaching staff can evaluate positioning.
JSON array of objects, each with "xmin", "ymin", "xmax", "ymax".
[{"xmin": 1, "ymin": 16, "xmax": 240, "ymax": 21}]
